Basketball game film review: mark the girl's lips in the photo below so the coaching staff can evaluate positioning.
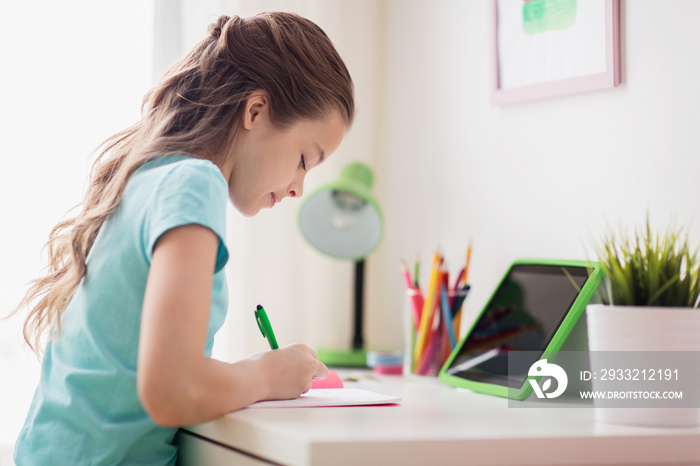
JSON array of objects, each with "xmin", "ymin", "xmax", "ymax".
[{"xmin": 270, "ymin": 192, "xmax": 280, "ymax": 208}]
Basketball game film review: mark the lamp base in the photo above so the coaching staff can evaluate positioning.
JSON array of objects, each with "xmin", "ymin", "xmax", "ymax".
[{"xmin": 316, "ymin": 348, "xmax": 367, "ymax": 367}]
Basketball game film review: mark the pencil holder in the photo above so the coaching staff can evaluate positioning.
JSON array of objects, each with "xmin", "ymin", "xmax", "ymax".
[{"xmin": 405, "ymin": 285, "xmax": 470, "ymax": 376}]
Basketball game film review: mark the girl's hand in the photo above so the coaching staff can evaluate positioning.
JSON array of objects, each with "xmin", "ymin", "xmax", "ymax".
[{"xmin": 252, "ymin": 343, "xmax": 328, "ymax": 400}]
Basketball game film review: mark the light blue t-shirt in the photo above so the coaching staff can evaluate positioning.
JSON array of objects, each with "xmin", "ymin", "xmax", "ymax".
[{"xmin": 15, "ymin": 156, "xmax": 230, "ymax": 465}]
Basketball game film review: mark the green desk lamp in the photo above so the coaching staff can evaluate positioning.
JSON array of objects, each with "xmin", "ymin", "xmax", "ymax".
[{"xmin": 299, "ymin": 162, "xmax": 383, "ymax": 367}]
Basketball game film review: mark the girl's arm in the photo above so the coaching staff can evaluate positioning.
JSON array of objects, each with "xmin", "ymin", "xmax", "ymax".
[{"xmin": 137, "ymin": 223, "xmax": 328, "ymax": 427}]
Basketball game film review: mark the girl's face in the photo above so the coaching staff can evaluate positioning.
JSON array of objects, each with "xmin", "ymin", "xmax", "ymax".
[{"xmin": 224, "ymin": 93, "xmax": 347, "ymax": 217}]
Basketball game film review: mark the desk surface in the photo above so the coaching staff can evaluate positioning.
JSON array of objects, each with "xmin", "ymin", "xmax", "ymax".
[{"xmin": 180, "ymin": 372, "xmax": 700, "ymax": 466}]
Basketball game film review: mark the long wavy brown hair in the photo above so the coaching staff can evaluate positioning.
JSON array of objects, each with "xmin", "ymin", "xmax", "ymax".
[{"xmin": 13, "ymin": 12, "xmax": 354, "ymax": 354}]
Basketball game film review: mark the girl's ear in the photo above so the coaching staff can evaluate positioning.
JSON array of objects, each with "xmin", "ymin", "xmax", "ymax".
[{"xmin": 242, "ymin": 91, "xmax": 269, "ymax": 130}]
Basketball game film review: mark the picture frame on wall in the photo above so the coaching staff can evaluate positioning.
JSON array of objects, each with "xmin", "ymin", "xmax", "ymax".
[{"xmin": 491, "ymin": 0, "xmax": 621, "ymax": 106}]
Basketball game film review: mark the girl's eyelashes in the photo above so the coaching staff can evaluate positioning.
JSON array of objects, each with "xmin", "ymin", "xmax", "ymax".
[{"xmin": 299, "ymin": 154, "xmax": 306, "ymax": 171}]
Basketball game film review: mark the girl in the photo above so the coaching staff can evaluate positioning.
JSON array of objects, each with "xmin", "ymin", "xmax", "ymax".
[{"xmin": 13, "ymin": 11, "xmax": 354, "ymax": 465}]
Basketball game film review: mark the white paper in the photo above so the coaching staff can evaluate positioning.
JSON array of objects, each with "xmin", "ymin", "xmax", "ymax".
[{"xmin": 247, "ymin": 388, "xmax": 401, "ymax": 409}]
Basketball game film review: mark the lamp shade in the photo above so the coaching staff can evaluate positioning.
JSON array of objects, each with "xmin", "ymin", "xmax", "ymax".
[{"xmin": 299, "ymin": 162, "xmax": 383, "ymax": 261}]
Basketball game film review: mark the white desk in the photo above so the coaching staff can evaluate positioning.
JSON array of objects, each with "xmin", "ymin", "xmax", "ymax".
[{"xmin": 176, "ymin": 372, "xmax": 700, "ymax": 466}]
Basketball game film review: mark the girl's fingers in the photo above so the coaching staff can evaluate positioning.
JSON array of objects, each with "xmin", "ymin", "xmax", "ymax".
[{"xmin": 312, "ymin": 361, "xmax": 329, "ymax": 380}]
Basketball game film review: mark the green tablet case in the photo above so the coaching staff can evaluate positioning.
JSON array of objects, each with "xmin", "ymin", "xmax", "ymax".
[{"xmin": 438, "ymin": 259, "xmax": 603, "ymax": 400}]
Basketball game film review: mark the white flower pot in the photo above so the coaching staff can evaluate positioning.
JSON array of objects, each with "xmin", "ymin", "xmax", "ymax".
[{"xmin": 586, "ymin": 304, "xmax": 700, "ymax": 427}]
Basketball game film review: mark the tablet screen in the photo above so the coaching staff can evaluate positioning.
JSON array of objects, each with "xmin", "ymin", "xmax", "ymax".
[{"xmin": 443, "ymin": 264, "xmax": 592, "ymax": 388}]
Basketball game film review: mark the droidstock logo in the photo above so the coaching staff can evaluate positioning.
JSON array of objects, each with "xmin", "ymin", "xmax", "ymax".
[{"xmin": 528, "ymin": 360, "xmax": 568, "ymax": 399}]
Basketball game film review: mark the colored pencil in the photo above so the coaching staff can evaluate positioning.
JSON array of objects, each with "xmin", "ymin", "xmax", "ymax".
[{"xmin": 413, "ymin": 252, "xmax": 442, "ymax": 371}]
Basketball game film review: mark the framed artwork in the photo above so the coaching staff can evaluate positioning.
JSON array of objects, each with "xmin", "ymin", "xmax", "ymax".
[{"xmin": 491, "ymin": 0, "xmax": 621, "ymax": 105}]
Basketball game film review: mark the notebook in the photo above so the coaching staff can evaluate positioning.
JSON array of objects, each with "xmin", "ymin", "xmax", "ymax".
[{"xmin": 248, "ymin": 388, "xmax": 401, "ymax": 408}]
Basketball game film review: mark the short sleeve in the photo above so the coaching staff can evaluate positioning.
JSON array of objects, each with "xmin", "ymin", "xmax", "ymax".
[{"xmin": 144, "ymin": 159, "xmax": 229, "ymax": 272}]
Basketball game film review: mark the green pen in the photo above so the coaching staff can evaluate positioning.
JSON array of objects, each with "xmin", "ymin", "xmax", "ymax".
[{"xmin": 254, "ymin": 304, "xmax": 279, "ymax": 350}]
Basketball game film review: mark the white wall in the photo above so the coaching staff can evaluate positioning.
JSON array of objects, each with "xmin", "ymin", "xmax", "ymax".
[
  {"xmin": 0, "ymin": 0, "xmax": 153, "ymax": 455},
  {"xmin": 367, "ymin": 0, "xmax": 700, "ymax": 351}
]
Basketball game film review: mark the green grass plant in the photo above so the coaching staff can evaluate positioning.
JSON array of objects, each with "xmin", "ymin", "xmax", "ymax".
[{"xmin": 593, "ymin": 219, "xmax": 700, "ymax": 307}]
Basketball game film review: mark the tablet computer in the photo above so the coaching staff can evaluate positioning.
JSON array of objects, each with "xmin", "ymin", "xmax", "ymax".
[{"xmin": 438, "ymin": 259, "xmax": 602, "ymax": 400}]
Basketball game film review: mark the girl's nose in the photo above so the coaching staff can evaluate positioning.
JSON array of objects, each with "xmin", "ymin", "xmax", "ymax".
[{"xmin": 289, "ymin": 174, "xmax": 305, "ymax": 198}]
